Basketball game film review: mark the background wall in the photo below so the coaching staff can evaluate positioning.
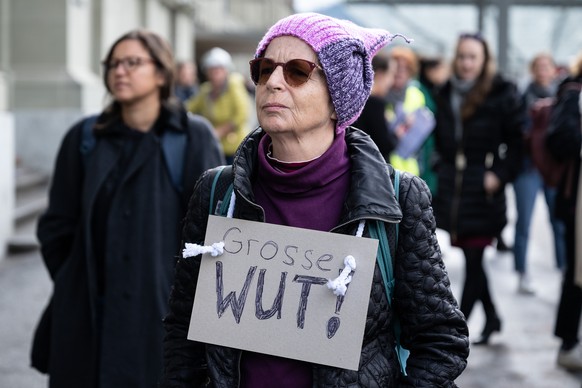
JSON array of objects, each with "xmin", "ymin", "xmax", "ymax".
[{"xmin": 0, "ymin": 0, "xmax": 198, "ymax": 260}]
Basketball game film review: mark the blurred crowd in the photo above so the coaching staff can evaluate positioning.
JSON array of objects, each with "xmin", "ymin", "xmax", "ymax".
[{"xmin": 28, "ymin": 12, "xmax": 582, "ymax": 387}]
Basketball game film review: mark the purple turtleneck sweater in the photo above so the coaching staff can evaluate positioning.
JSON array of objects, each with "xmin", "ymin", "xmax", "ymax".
[{"xmin": 240, "ymin": 132, "xmax": 351, "ymax": 388}]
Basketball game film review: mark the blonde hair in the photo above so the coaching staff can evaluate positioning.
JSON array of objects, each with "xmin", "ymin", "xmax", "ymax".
[{"xmin": 390, "ymin": 46, "xmax": 419, "ymax": 76}]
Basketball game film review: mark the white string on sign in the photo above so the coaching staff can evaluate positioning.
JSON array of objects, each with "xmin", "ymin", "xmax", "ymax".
[
  {"xmin": 181, "ymin": 190, "xmax": 238, "ymax": 259},
  {"xmin": 326, "ymin": 220, "xmax": 366, "ymax": 296}
]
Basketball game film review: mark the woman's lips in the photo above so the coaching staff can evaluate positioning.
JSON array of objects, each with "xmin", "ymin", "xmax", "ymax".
[{"xmin": 263, "ymin": 103, "xmax": 287, "ymax": 111}]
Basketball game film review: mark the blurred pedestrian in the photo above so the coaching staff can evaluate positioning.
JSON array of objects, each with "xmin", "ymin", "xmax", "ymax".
[
  {"xmin": 417, "ymin": 55, "xmax": 449, "ymax": 194},
  {"xmin": 162, "ymin": 12, "xmax": 469, "ymax": 387},
  {"xmin": 546, "ymin": 52, "xmax": 582, "ymax": 371},
  {"xmin": 386, "ymin": 46, "xmax": 434, "ymax": 176},
  {"xmin": 175, "ymin": 60, "xmax": 199, "ymax": 104},
  {"xmin": 352, "ymin": 52, "xmax": 399, "ymax": 161},
  {"xmin": 187, "ymin": 47, "xmax": 251, "ymax": 164},
  {"xmin": 30, "ymin": 29, "xmax": 225, "ymax": 388},
  {"xmin": 513, "ymin": 53, "xmax": 565, "ymax": 295},
  {"xmin": 432, "ymin": 32, "xmax": 525, "ymax": 345}
]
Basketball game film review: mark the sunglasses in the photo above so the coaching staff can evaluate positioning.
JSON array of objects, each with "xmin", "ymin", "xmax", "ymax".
[{"xmin": 249, "ymin": 58, "xmax": 322, "ymax": 87}]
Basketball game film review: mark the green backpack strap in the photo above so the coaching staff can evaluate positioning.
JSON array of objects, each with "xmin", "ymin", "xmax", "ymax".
[
  {"xmin": 368, "ymin": 169, "xmax": 409, "ymax": 376},
  {"xmin": 209, "ymin": 165, "xmax": 234, "ymax": 216}
]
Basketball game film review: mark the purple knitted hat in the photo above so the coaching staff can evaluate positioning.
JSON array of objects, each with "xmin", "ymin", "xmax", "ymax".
[{"xmin": 255, "ymin": 12, "xmax": 408, "ymax": 134}]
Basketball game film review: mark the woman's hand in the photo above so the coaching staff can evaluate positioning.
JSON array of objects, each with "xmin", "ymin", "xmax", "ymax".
[{"xmin": 483, "ymin": 171, "xmax": 501, "ymax": 196}]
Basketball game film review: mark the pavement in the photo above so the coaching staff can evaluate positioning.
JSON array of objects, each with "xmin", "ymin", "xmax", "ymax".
[{"xmin": 1, "ymin": 188, "xmax": 582, "ymax": 387}]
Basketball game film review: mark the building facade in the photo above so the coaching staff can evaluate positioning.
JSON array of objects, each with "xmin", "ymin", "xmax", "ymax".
[
  {"xmin": 0, "ymin": 0, "xmax": 295, "ymax": 259},
  {"xmin": 0, "ymin": 0, "xmax": 198, "ymax": 259}
]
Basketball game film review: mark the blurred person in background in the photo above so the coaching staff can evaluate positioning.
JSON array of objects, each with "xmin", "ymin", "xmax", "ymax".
[
  {"xmin": 432, "ymin": 32, "xmax": 525, "ymax": 346},
  {"xmin": 187, "ymin": 47, "xmax": 251, "ymax": 164},
  {"xmin": 386, "ymin": 46, "xmax": 428, "ymax": 175},
  {"xmin": 513, "ymin": 53, "xmax": 564, "ymax": 295},
  {"xmin": 546, "ymin": 52, "xmax": 582, "ymax": 371},
  {"xmin": 30, "ymin": 29, "xmax": 224, "ymax": 388},
  {"xmin": 174, "ymin": 60, "xmax": 199, "ymax": 104},
  {"xmin": 352, "ymin": 52, "xmax": 399, "ymax": 161},
  {"xmin": 417, "ymin": 55, "xmax": 449, "ymax": 194}
]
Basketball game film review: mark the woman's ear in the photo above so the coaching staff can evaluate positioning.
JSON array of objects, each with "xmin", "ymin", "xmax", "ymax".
[{"xmin": 331, "ymin": 110, "xmax": 337, "ymax": 120}]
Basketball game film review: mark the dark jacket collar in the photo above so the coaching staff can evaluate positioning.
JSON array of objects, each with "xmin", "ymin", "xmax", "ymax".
[
  {"xmin": 232, "ymin": 126, "xmax": 402, "ymax": 228},
  {"xmin": 94, "ymin": 102, "xmax": 186, "ymax": 136}
]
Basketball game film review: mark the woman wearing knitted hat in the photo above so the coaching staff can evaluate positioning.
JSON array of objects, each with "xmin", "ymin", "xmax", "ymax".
[{"xmin": 162, "ymin": 13, "xmax": 468, "ymax": 387}]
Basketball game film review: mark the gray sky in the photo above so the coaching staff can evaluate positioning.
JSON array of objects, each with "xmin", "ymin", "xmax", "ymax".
[{"xmin": 294, "ymin": 0, "xmax": 342, "ymax": 12}]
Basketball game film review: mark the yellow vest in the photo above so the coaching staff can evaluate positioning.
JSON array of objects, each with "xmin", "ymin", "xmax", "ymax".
[
  {"xmin": 187, "ymin": 73, "xmax": 250, "ymax": 157},
  {"xmin": 386, "ymin": 84, "xmax": 426, "ymax": 176}
]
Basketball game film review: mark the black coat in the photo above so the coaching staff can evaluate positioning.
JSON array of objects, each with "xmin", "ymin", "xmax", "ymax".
[
  {"xmin": 352, "ymin": 96, "xmax": 398, "ymax": 160},
  {"xmin": 432, "ymin": 75, "xmax": 525, "ymax": 239},
  {"xmin": 31, "ymin": 105, "xmax": 225, "ymax": 388},
  {"xmin": 546, "ymin": 75, "xmax": 582, "ymax": 221},
  {"xmin": 162, "ymin": 127, "xmax": 469, "ymax": 387}
]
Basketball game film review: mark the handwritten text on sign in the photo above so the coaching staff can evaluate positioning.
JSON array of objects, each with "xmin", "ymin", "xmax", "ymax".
[{"xmin": 188, "ymin": 216, "xmax": 379, "ymax": 370}]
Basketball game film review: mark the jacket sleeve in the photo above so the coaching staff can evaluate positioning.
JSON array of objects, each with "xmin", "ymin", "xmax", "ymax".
[
  {"xmin": 161, "ymin": 170, "xmax": 214, "ymax": 388},
  {"xmin": 394, "ymin": 172, "xmax": 469, "ymax": 387},
  {"xmin": 546, "ymin": 81, "xmax": 582, "ymax": 162},
  {"xmin": 36, "ymin": 122, "xmax": 85, "ymax": 280}
]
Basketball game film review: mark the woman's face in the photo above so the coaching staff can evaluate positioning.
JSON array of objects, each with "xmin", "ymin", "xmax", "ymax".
[
  {"xmin": 255, "ymin": 36, "xmax": 336, "ymax": 139},
  {"xmin": 454, "ymin": 38, "xmax": 486, "ymax": 81},
  {"xmin": 178, "ymin": 62, "xmax": 197, "ymax": 86},
  {"xmin": 393, "ymin": 57, "xmax": 412, "ymax": 90},
  {"xmin": 206, "ymin": 66, "xmax": 229, "ymax": 90},
  {"xmin": 532, "ymin": 56, "xmax": 557, "ymax": 87},
  {"xmin": 106, "ymin": 39, "xmax": 164, "ymax": 106},
  {"xmin": 373, "ymin": 60, "xmax": 396, "ymax": 96}
]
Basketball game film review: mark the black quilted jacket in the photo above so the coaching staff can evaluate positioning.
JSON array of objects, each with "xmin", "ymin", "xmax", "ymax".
[{"xmin": 161, "ymin": 127, "xmax": 469, "ymax": 387}]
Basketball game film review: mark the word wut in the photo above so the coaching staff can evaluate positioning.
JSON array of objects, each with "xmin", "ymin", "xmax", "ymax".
[{"xmin": 192, "ymin": 226, "xmax": 357, "ymax": 339}]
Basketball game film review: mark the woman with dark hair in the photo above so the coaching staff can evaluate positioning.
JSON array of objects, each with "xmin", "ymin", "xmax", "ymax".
[
  {"xmin": 417, "ymin": 55, "xmax": 448, "ymax": 194},
  {"xmin": 432, "ymin": 33, "xmax": 524, "ymax": 345},
  {"xmin": 352, "ymin": 53, "xmax": 398, "ymax": 160},
  {"xmin": 30, "ymin": 29, "xmax": 224, "ymax": 387},
  {"xmin": 175, "ymin": 60, "xmax": 199, "ymax": 103}
]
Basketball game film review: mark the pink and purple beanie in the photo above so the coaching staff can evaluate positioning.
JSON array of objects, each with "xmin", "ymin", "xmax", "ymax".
[{"xmin": 255, "ymin": 12, "xmax": 409, "ymax": 134}]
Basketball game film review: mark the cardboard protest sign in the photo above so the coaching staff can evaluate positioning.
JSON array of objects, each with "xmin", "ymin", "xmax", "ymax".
[{"xmin": 188, "ymin": 216, "xmax": 379, "ymax": 370}]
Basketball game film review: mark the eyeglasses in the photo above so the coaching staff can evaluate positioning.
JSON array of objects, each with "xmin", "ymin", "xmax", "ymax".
[
  {"xmin": 249, "ymin": 57, "xmax": 322, "ymax": 87},
  {"xmin": 102, "ymin": 57, "xmax": 155, "ymax": 72}
]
